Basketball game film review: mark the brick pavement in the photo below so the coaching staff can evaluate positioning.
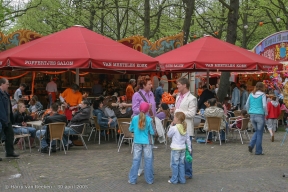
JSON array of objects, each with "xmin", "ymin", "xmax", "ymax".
[{"xmin": 0, "ymin": 130, "xmax": 288, "ymax": 192}]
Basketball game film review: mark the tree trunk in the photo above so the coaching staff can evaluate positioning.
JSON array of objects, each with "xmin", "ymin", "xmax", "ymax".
[
  {"xmin": 218, "ymin": 0, "xmax": 239, "ymax": 102},
  {"xmin": 143, "ymin": 0, "xmax": 150, "ymax": 38},
  {"xmin": 182, "ymin": 0, "xmax": 195, "ymax": 45}
]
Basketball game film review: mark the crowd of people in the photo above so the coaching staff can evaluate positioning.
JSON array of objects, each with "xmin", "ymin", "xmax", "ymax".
[{"xmin": 0, "ymin": 75, "xmax": 286, "ymax": 184}]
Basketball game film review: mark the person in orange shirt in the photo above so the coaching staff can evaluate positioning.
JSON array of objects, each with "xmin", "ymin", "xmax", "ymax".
[
  {"xmin": 126, "ymin": 79, "xmax": 136, "ymax": 103},
  {"xmin": 197, "ymin": 85, "xmax": 203, "ymax": 97},
  {"xmin": 60, "ymin": 84, "xmax": 82, "ymax": 120}
]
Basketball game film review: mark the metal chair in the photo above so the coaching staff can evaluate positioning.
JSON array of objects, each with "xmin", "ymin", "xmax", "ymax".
[
  {"xmin": 13, "ymin": 127, "xmax": 31, "ymax": 153},
  {"xmin": 117, "ymin": 122, "xmax": 134, "ymax": 153},
  {"xmin": 277, "ymin": 110, "xmax": 285, "ymax": 129},
  {"xmin": 67, "ymin": 123, "xmax": 88, "ymax": 151},
  {"xmin": 205, "ymin": 117, "xmax": 223, "ymax": 145},
  {"xmin": 88, "ymin": 116, "xmax": 108, "ymax": 144},
  {"xmin": 229, "ymin": 118, "xmax": 250, "ymax": 144},
  {"xmin": 48, "ymin": 122, "xmax": 66, "ymax": 156},
  {"xmin": 117, "ymin": 118, "xmax": 131, "ymax": 147}
]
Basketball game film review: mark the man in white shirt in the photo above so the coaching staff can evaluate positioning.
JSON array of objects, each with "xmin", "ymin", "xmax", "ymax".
[
  {"xmin": 14, "ymin": 83, "xmax": 27, "ymax": 102},
  {"xmin": 171, "ymin": 77, "xmax": 197, "ymax": 179},
  {"xmin": 46, "ymin": 77, "xmax": 58, "ymax": 107}
]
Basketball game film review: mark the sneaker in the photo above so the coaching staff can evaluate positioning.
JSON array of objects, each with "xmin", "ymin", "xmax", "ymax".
[
  {"xmin": 128, "ymin": 180, "xmax": 136, "ymax": 185},
  {"xmin": 255, "ymin": 153, "xmax": 264, "ymax": 155},
  {"xmin": 168, "ymin": 180, "xmax": 171, "ymax": 184}
]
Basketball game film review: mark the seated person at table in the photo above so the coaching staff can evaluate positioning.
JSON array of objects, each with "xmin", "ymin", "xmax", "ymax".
[
  {"xmin": 36, "ymin": 103, "xmax": 67, "ymax": 153},
  {"xmin": 13, "ymin": 103, "xmax": 37, "ymax": 149},
  {"xmin": 41, "ymin": 102, "xmax": 64, "ymax": 120},
  {"xmin": 28, "ymin": 95, "xmax": 43, "ymax": 113},
  {"xmin": 62, "ymin": 99, "xmax": 91, "ymax": 148},
  {"xmin": 82, "ymin": 91, "xmax": 89, "ymax": 99},
  {"xmin": 204, "ymin": 98, "xmax": 226, "ymax": 142},
  {"xmin": 156, "ymin": 103, "xmax": 171, "ymax": 120},
  {"xmin": 103, "ymin": 100, "xmax": 118, "ymax": 126},
  {"xmin": 229, "ymin": 110, "xmax": 248, "ymax": 129},
  {"xmin": 28, "ymin": 96, "xmax": 43, "ymax": 119},
  {"xmin": 93, "ymin": 100, "xmax": 116, "ymax": 128}
]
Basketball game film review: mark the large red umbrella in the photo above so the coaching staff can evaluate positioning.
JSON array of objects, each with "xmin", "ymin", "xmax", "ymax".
[
  {"xmin": 0, "ymin": 25, "xmax": 158, "ymax": 71},
  {"xmin": 156, "ymin": 36, "xmax": 282, "ymax": 71}
]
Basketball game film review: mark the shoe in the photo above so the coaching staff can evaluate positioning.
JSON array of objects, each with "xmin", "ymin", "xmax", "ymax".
[
  {"xmin": 0, "ymin": 158, "xmax": 2, "ymax": 161},
  {"xmin": 41, "ymin": 147, "xmax": 49, "ymax": 153},
  {"xmin": 255, "ymin": 153, "xmax": 264, "ymax": 155},
  {"xmin": 169, "ymin": 176, "xmax": 171, "ymax": 178},
  {"xmin": 128, "ymin": 180, "xmax": 136, "ymax": 185},
  {"xmin": 185, "ymin": 176, "xmax": 192, "ymax": 179},
  {"xmin": 271, "ymin": 136, "xmax": 274, "ymax": 142},
  {"xmin": 6, "ymin": 153, "xmax": 20, "ymax": 158},
  {"xmin": 248, "ymin": 146, "xmax": 253, "ymax": 153},
  {"xmin": 168, "ymin": 180, "xmax": 171, "ymax": 184}
]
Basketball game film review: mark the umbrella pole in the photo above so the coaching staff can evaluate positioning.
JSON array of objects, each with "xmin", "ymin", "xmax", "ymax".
[
  {"xmin": 76, "ymin": 68, "xmax": 79, "ymax": 85},
  {"xmin": 206, "ymin": 70, "xmax": 209, "ymax": 89},
  {"xmin": 189, "ymin": 72, "xmax": 196, "ymax": 96}
]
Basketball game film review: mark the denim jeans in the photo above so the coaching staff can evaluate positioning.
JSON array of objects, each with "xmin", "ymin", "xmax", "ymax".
[
  {"xmin": 13, "ymin": 127, "xmax": 36, "ymax": 138},
  {"xmin": 36, "ymin": 126, "xmax": 56, "ymax": 148},
  {"xmin": 249, "ymin": 114, "xmax": 265, "ymax": 154},
  {"xmin": 170, "ymin": 150, "xmax": 186, "ymax": 184},
  {"xmin": 63, "ymin": 127, "xmax": 78, "ymax": 145},
  {"xmin": 185, "ymin": 136, "xmax": 193, "ymax": 178},
  {"xmin": 208, "ymin": 130, "xmax": 226, "ymax": 141},
  {"xmin": 129, "ymin": 144, "xmax": 154, "ymax": 184}
]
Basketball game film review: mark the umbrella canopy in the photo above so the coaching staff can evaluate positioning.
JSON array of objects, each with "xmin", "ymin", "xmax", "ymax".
[
  {"xmin": 0, "ymin": 25, "xmax": 158, "ymax": 71},
  {"xmin": 156, "ymin": 36, "xmax": 282, "ymax": 71}
]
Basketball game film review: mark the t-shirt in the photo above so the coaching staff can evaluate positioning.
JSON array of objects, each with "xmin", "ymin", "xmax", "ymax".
[
  {"xmin": 61, "ymin": 88, "xmax": 82, "ymax": 106},
  {"xmin": 46, "ymin": 81, "xmax": 57, "ymax": 92},
  {"xmin": 14, "ymin": 88, "xmax": 22, "ymax": 102}
]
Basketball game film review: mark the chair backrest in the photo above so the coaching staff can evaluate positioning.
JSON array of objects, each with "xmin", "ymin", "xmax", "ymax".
[
  {"xmin": 49, "ymin": 122, "xmax": 66, "ymax": 140},
  {"xmin": 240, "ymin": 118, "xmax": 250, "ymax": 131},
  {"xmin": 206, "ymin": 117, "xmax": 222, "ymax": 131},
  {"xmin": 93, "ymin": 116, "xmax": 101, "ymax": 130},
  {"xmin": 119, "ymin": 122, "xmax": 134, "ymax": 138},
  {"xmin": 117, "ymin": 118, "xmax": 131, "ymax": 133},
  {"xmin": 233, "ymin": 110, "xmax": 242, "ymax": 117},
  {"xmin": 70, "ymin": 123, "xmax": 86, "ymax": 134}
]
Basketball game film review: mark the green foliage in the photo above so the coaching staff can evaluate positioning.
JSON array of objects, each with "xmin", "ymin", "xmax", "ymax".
[{"xmin": 2, "ymin": 0, "xmax": 288, "ymax": 49}]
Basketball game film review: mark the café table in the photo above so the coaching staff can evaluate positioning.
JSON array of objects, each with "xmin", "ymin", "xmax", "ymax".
[{"xmin": 26, "ymin": 120, "xmax": 44, "ymax": 150}]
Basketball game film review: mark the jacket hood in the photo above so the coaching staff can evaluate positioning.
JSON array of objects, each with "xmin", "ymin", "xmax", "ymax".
[
  {"xmin": 251, "ymin": 91, "xmax": 265, "ymax": 98},
  {"xmin": 271, "ymin": 100, "xmax": 279, "ymax": 107},
  {"xmin": 176, "ymin": 124, "xmax": 186, "ymax": 135}
]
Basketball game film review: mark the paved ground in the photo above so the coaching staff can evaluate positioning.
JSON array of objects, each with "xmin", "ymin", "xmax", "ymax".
[{"xmin": 0, "ymin": 128, "xmax": 288, "ymax": 192}]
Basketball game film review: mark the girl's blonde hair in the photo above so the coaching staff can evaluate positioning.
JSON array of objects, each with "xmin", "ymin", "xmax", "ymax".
[
  {"xmin": 138, "ymin": 111, "xmax": 146, "ymax": 130},
  {"xmin": 17, "ymin": 102, "xmax": 25, "ymax": 112},
  {"xmin": 174, "ymin": 112, "xmax": 187, "ymax": 132}
]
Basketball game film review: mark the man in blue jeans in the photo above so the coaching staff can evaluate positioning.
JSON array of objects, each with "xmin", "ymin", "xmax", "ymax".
[
  {"xmin": 62, "ymin": 99, "xmax": 91, "ymax": 148},
  {"xmin": 171, "ymin": 78, "xmax": 197, "ymax": 179}
]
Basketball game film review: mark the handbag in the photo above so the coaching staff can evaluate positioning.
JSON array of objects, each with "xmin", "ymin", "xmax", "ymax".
[{"xmin": 185, "ymin": 144, "xmax": 193, "ymax": 163}]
